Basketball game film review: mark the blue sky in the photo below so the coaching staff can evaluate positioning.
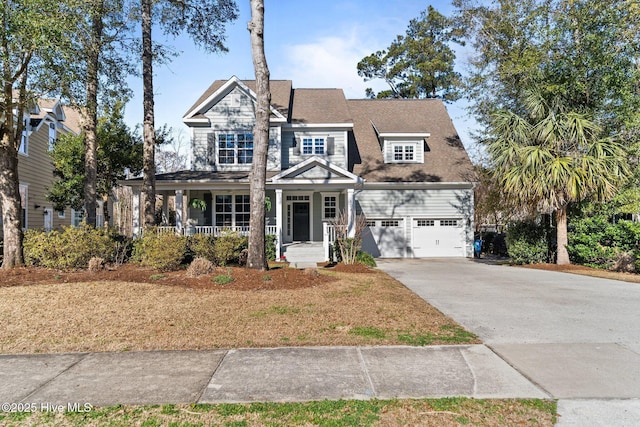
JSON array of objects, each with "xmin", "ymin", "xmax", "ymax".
[{"xmin": 125, "ymin": 0, "xmax": 477, "ymax": 152}]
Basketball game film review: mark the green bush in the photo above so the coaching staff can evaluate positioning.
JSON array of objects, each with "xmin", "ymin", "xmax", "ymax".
[
  {"xmin": 505, "ymin": 220, "xmax": 551, "ymax": 265},
  {"xmin": 266, "ymin": 234, "xmax": 277, "ymax": 261},
  {"xmin": 24, "ymin": 225, "xmax": 123, "ymax": 270},
  {"xmin": 568, "ymin": 216, "xmax": 640, "ymax": 271},
  {"xmin": 355, "ymin": 251, "xmax": 376, "ymax": 267},
  {"xmin": 188, "ymin": 234, "xmax": 217, "ymax": 263},
  {"xmin": 132, "ymin": 230, "xmax": 189, "ymax": 271},
  {"xmin": 213, "ymin": 232, "xmax": 248, "ymax": 266}
]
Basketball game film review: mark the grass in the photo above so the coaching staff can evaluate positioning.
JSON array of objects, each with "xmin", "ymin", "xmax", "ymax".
[
  {"xmin": 0, "ymin": 398, "xmax": 557, "ymax": 426},
  {"xmin": 0, "ymin": 269, "xmax": 479, "ymax": 354},
  {"xmin": 212, "ymin": 274, "xmax": 233, "ymax": 285}
]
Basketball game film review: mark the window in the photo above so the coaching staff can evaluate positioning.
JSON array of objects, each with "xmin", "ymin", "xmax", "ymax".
[
  {"xmin": 218, "ymin": 132, "xmax": 253, "ymax": 164},
  {"xmin": 302, "ymin": 138, "xmax": 324, "ymax": 155},
  {"xmin": 416, "ymin": 219, "xmax": 435, "ymax": 227},
  {"xmin": 215, "ymin": 195, "xmax": 232, "ymax": 226},
  {"xmin": 380, "ymin": 220, "xmax": 400, "ymax": 227},
  {"xmin": 440, "ymin": 220, "xmax": 459, "ymax": 227},
  {"xmin": 71, "ymin": 209, "xmax": 84, "ymax": 227},
  {"xmin": 235, "ymin": 195, "xmax": 250, "ymax": 227},
  {"xmin": 286, "ymin": 195, "xmax": 310, "ymax": 201},
  {"xmin": 215, "ymin": 194, "xmax": 250, "ymax": 228},
  {"xmin": 393, "ymin": 144, "xmax": 414, "ymax": 162},
  {"xmin": 386, "ymin": 140, "xmax": 422, "ymax": 164},
  {"xmin": 57, "ymin": 210, "xmax": 65, "ymax": 219},
  {"xmin": 365, "ymin": 220, "xmax": 376, "ymax": 227},
  {"xmin": 48, "ymin": 122, "xmax": 57, "ymax": 151},
  {"xmin": 322, "ymin": 194, "xmax": 338, "ymax": 220}
]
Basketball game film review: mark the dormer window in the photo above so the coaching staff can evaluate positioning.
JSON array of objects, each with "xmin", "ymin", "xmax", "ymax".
[
  {"xmin": 380, "ymin": 132, "xmax": 429, "ymax": 164},
  {"xmin": 387, "ymin": 141, "xmax": 421, "ymax": 163},
  {"xmin": 302, "ymin": 137, "xmax": 324, "ymax": 155},
  {"xmin": 394, "ymin": 144, "xmax": 414, "ymax": 161}
]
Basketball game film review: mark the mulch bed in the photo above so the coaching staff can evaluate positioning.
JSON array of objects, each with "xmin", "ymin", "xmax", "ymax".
[{"xmin": 0, "ymin": 262, "xmax": 374, "ymax": 290}]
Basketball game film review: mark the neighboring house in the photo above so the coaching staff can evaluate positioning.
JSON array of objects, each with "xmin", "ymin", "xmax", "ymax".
[
  {"xmin": 127, "ymin": 76, "xmax": 476, "ymax": 259},
  {"xmin": 0, "ymin": 98, "xmax": 83, "ymax": 236}
]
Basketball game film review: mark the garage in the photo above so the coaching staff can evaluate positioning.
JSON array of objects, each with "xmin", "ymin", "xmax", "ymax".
[
  {"xmin": 363, "ymin": 219, "xmax": 406, "ymax": 258},
  {"xmin": 411, "ymin": 218, "xmax": 465, "ymax": 257}
]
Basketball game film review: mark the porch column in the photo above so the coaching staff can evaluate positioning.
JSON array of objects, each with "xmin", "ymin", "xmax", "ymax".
[
  {"xmin": 347, "ymin": 188, "xmax": 356, "ymax": 238},
  {"xmin": 175, "ymin": 189, "xmax": 184, "ymax": 233},
  {"xmin": 132, "ymin": 188, "xmax": 141, "ymax": 237},
  {"xmin": 275, "ymin": 188, "xmax": 282, "ymax": 260},
  {"xmin": 161, "ymin": 191, "xmax": 169, "ymax": 225}
]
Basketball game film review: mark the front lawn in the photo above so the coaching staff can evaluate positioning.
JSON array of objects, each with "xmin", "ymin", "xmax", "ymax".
[{"xmin": 0, "ymin": 265, "xmax": 479, "ymax": 353}]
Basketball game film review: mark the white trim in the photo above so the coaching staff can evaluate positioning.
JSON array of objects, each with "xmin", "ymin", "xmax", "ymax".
[
  {"xmin": 43, "ymin": 207, "xmax": 53, "ymax": 232},
  {"xmin": 271, "ymin": 156, "xmax": 362, "ymax": 183},
  {"xmin": 183, "ymin": 118, "xmax": 211, "ymax": 124},
  {"xmin": 283, "ymin": 122, "xmax": 354, "ymax": 129},
  {"xmin": 363, "ymin": 181, "xmax": 475, "ymax": 190},
  {"xmin": 283, "ymin": 191, "xmax": 314, "ymax": 242},
  {"xmin": 183, "ymin": 76, "xmax": 286, "ymax": 123},
  {"xmin": 320, "ymin": 192, "xmax": 339, "ymax": 221},
  {"xmin": 379, "ymin": 132, "xmax": 430, "ymax": 138}
]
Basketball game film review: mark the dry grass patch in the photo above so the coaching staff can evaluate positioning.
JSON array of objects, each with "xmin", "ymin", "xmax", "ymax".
[{"xmin": 0, "ymin": 267, "xmax": 478, "ymax": 354}]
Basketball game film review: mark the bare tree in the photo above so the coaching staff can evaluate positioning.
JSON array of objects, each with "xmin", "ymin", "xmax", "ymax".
[{"xmin": 246, "ymin": 0, "xmax": 270, "ymax": 270}]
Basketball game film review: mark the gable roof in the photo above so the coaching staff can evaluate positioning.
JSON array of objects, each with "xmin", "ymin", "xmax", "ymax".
[
  {"xmin": 347, "ymin": 99, "xmax": 475, "ymax": 183},
  {"xmin": 184, "ymin": 76, "xmax": 292, "ymax": 120},
  {"xmin": 271, "ymin": 156, "xmax": 362, "ymax": 184},
  {"xmin": 289, "ymin": 89, "xmax": 352, "ymax": 125}
]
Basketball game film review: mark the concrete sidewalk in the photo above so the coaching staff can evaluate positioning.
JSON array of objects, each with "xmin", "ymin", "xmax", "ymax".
[{"xmin": 0, "ymin": 345, "xmax": 547, "ymax": 407}]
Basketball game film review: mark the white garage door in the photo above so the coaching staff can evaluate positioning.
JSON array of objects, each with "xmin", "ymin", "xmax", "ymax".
[
  {"xmin": 363, "ymin": 219, "xmax": 406, "ymax": 258},
  {"xmin": 412, "ymin": 219, "xmax": 464, "ymax": 257}
]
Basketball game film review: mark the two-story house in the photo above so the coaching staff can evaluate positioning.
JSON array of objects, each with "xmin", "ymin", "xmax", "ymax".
[
  {"xmin": 128, "ymin": 76, "xmax": 476, "ymax": 260},
  {"xmin": 1, "ymin": 98, "xmax": 83, "ymax": 237}
]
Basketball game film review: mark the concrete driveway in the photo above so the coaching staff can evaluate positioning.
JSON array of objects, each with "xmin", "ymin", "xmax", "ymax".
[{"xmin": 377, "ymin": 258, "xmax": 640, "ymax": 425}]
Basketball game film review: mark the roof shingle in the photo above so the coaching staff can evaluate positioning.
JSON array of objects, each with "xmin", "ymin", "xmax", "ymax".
[{"xmin": 347, "ymin": 99, "xmax": 476, "ymax": 183}]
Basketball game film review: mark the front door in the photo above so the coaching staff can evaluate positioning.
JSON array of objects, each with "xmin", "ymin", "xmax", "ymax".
[{"xmin": 293, "ymin": 202, "xmax": 310, "ymax": 241}]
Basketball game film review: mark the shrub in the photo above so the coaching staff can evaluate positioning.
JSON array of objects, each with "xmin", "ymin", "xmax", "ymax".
[
  {"xmin": 355, "ymin": 251, "xmax": 376, "ymax": 267},
  {"xmin": 186, "ymin": 257, "xmax": 215, "ymax": 277},
  {"xmin": 238, "ymin": 248, "xmax": 248, "ymax": 267},
  {"xmin": 24, "ymin": 225, "xmax": 121, "ymax": 270},
  {"xmin": 505, "ymin": 220, "xmax": 551, "ymax": 265},
  {"xmin": 568, "ymin": 216, "xmax": 640, "ymax": 271},
  {"xmin": 188, "ymin": 234, "xmax": 216, "ymax": 263},
  {"xmin": 265, "ymin": 234, "xmax": 276, "ymax": 261},
  {"xmin": 213, "ymin": 232, "xmax": 248, "ymax": 266},
  {"xmin": 88, "ymin": 257, "xmax": 105, "ymax": 272},
  {"xmin": 132, "ymin": 230, "xmax": 189, "ymax": 271}
]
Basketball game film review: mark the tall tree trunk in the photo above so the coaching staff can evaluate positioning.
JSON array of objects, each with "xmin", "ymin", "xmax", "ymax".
[
  {"xmin": 0, "ymin": 141, "xmax": 24, "ymax": 269},
  {"xmin": 247, "ymin": 0, "xmax": 270, "ymax": 270},
  {"xmin": 82, "ymin": 0, "xmax": 104, "ymax": 227},
  {"xmin": 141, "ymin": 0, "xmax": 156, "ymax": 227},
  {"xmin": 556, "ymin": 205, "xmax": 570, "ymax": 265}
]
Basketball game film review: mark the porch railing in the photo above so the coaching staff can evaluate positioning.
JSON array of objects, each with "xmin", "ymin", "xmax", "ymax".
[
  {"xmin": 156, "ymin": 225, "xmax": 278, "ymax": 237},
  {"xmin": 323, "ymin": 222, "xmax": 336, "ymax": 262}
]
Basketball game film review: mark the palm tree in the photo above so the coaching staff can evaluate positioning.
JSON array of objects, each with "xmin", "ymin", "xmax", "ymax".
[{"xmin": 488, "ymin": 94, "xmax": 629, "ymax": 264}]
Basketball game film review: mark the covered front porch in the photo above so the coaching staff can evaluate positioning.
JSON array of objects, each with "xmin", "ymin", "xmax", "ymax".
[
  {"xmin": 130, "ymin": 159, "xmax": 363, "ymax": 263},
  {"xmin": 137, "ymin": 188, "xmax": 355, "ymax": 263}
]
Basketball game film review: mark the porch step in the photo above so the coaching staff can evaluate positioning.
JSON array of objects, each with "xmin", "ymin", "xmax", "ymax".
[{"xmin": 282, "ymin": 242, "xmax": 324, "ymax": 269}]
